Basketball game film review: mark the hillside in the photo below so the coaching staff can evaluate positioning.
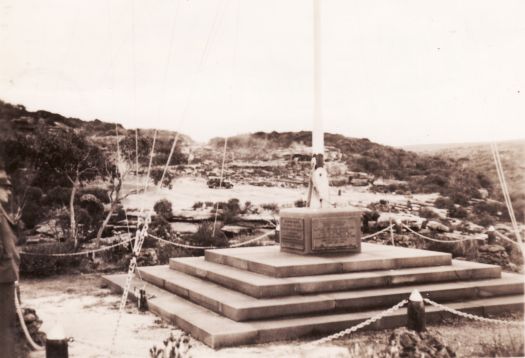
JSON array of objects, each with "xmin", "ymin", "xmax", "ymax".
[
  {"xmin": 207, "ymin": 132, "xmax": 494, "ymax": 200},
  {"xmin": 0, "ymin": 99, "xmax": 193, "ymax": 150},
  {"xmin": 3, "ymin": 98, "xmax": 519, "ymax": 229},
  {"xmin": 405, "ymin": 139, "xmax": 525, "ymax": 215}
]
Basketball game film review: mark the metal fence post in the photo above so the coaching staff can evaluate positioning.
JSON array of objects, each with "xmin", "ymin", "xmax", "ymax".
[
  {"xmin": 407, "ymin": 289, "xmax": 426, "ymax": 332},
  {"xmin": 46, "ymin": 325, "xmax": 68, "ymax": 358}
]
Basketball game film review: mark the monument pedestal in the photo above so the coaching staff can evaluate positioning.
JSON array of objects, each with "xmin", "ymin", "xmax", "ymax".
[{"xmin": 280, "ymin": 207, "xmax": 362, "ymax": 255}]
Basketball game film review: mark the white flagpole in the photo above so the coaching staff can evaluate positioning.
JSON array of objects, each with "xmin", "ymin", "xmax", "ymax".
[{"xmin": 312, "ymin": 0, "xmax": 323, "ymax": 158}]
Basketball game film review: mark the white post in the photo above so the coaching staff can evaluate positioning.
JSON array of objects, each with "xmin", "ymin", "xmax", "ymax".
[
  {"xmin": 312, "ymin": 0, "xmax": 323, "ymax": 157},
  {"xmin": 307, "ymin": 0, "xmax": 330, "ymax": 208}
]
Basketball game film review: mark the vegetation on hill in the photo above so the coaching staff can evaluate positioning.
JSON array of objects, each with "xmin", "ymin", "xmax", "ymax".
[
  {"xmin": 209, "ymin": 131, "xmax": 494, "ymax": 204},
  {"xmin": 409, "ymin": 140, "xmax": 525, "ymax": 222},
  {"xmin": 0, "ymin": 99, "xmax": 188, "ymax": 250}
]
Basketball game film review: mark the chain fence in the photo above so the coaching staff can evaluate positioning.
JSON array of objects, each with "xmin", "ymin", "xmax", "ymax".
[
  {"xmin": 149, "ymin": 230, "xmax": 276, "ymax": 250},
  {"xmin": 362, "ymin": 224, "xmax": 395, "ymax": 240},
  {"xmin": 423, "ymin": 298, "xmax": 524, "ymax": 326},
  {"xmin": 309, "ymin": 295, "xmax": 524, "ymax": 345},
  {"xmin": 18, "ymin": 236, "xmax": 135, "ymax": 257},
  {"xmin": 402, "ymin": 224, "xmax": 486, "ymax": 244},
  {"xmin": 308, "ymin": 299, "xmax": 409, "ymax": 345}
]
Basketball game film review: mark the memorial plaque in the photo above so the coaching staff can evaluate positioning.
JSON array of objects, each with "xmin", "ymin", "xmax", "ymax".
[
  {"xmin": 280, "ymin": 217, "xmax": 305, "ymax": 251},
  {"xmin": 279, "ymin": 207, "xmax": 362, "ymax": 255},
  {"xmin": 311, "ymin": 217, "xmax": 359, "ymax": 252}
]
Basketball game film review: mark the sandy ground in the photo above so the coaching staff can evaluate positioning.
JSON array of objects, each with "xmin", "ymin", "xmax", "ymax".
[
  {"xmin": 23, "ymin": 274, "xmax": 523, "ymax": 358},
  {"xmin": 22, "ymin": 274, "xmax": 350, "ymax": 358},
  {"xmin": 123, "ymin": 176, "xmax": 438, "ymax": 212}
]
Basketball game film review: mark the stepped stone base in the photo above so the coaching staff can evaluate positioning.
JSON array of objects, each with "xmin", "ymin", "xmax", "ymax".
[{"xmin": 102, "ymin": 243, "xmax": 524, "ymax": 349}]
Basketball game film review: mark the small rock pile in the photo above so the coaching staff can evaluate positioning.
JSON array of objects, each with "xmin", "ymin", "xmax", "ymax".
[
  {"xmin": 477, "ymin": 244, "xmax": 510, "ymax": 268},
  {"xmin": 16, "ymin": 307, "xmax": 47, "ymax": 348},
  {"xmin": 137, "ymin": 248, "xmax": 160, "ymax": 266},
  {"xmin": 387, "ymin": 327, "xmax": 456, "ymax": 358}
]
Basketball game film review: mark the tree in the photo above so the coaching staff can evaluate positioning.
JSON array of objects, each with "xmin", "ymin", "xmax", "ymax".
[
  {"xmin": 119, "ymin": 131, "xmax": 153, "ymax": 168},
  {"xmin": 94, "ymin": 158, "xmax": 139, "ymax": 247},
  {"xmin": 35, "ymin": 129, "xmax": 107, "ymax": 247},
  {"xmin": 150, "ymin": 168, "xmax": 175, "ymax": 188},
  {"xmin": 153, "ymin": 199, "xmax": 173, "ymax": 220}
]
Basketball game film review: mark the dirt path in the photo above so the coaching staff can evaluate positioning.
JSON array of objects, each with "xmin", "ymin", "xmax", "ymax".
[{"xmin": 22, "ymin": 274, "xmax": 523, "ymax": 358}]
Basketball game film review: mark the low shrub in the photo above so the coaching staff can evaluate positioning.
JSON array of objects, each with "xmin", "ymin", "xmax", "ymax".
[
  {"xmin": 192, "ymin": 201, "xmax": 204, "ymax": 210},
  {"xmin": 78, "ymin": 187, "xmax": 110, "ymax": 204},
  {"xmin": 189, "ymin": 222, "xmax": 228, "ymax": 248},
  {"xmin": 477, "ymin": 329, "xmax": 524, "ymax": 357},
  {"xmin": 153, "ymin": 199, "xmax": 173, "ymax": 220},
  {"xmin": 434, "ymin": 196, "xmax": 453, "ymax": 209},
  {"xmin": 448, "ymin": 205, "xmax": 468, "ymax": 219},
  {"xmin": 419, "ymin": 207, "xmax": 439, "ymax": 220},
  {"xmin": 44, "ymin": 186, "xmax": 71, "ymax": 207},
  {"xmin": 294, "ymin": 199, "xmax": 306, "ymax": 208},
  {"xmin": 216, "ymin": 198, "xmax": 241, "ymax": 224},
  {"xmin": 20, "ymin": 242, "xmax": 84, "ymax": 277},
  {"xmin": 147, "ymin": 215, "xmax": 173, "ymax": 247},
  {"xmin": 261, "ymin": 202, "xmax": 279, "ymax": 213},
  {"xmin": 150, "ymin": 168, "xmax": 175, "ymax": 187}
]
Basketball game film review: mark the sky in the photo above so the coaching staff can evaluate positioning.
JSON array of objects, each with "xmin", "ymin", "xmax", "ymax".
[{"xmin": 0, "ymin": 0, "xmax": 524, "ymax": 146}]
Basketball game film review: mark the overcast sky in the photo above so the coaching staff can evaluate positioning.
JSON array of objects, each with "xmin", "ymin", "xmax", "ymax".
[{"xmin": 1, "ymin": 0, "xmax": 524, "ymax": 146}]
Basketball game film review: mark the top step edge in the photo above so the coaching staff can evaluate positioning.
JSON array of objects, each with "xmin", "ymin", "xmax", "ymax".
[{"xmin": 203, "ymin": 246, "xmax": 452, "ymax": 277}]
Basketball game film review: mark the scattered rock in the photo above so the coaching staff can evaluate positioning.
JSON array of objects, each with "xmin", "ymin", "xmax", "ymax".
[
  {"xmin": 478, "ymin": 244, "xmax": 510, "ymax": 268},
  {"xmin": 221, "ymin": 225, "xmax": 253, "ymax": 237},
  {"xmin": 137, "ymin": 248, "xmax": 159, "ymax": 266},
  {"xmin": 388, "ymin": 327, "xmax": 456, "ymax": 358},
  {"xmin": 34, "ymin": 219, "xmax": 62, "ymax": 238},
  {"xmin": 427, "ymin": 221, "xmax": 450, "ymax": 232}
]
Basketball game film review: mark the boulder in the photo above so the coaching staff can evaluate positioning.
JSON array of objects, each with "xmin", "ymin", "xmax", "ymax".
[
  {"xmin": 34, "ymin": 220, "xmax": 63, "ymax": 239},
  {"xmin": 427, "ymin": 221, "xmax": 450, "ymax": 232},
  {"xmin": 221, "ymin": 225, "xmax": 253, "ymax": 237}
]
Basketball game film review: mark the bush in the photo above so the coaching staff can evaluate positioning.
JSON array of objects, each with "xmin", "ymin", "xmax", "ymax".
[
  {"xmin": 79, "ymin": 194, "xmax": 104, "ymax": 218},
  {"xmin": 150, "ymin": 168, "xmax": 175, "ymax": 187},
  {"xmin": 192, "ymin": 201, "xmax": 204, "ymax": 210},
  {"xmin": 473, "ymin": 201, "xmax": 505, "ymax": 217},
  {"xmin": 78, "ymin": 187, "xmax": 110, "ymax": 204},
  {"xmin": 20, "ymin": 242, "xmax": 84, "ymax": 277},
  {"xmin": 189, "ymin": 222, "xmax": 228, "ymax": 248},
  {"xmin": 471, "ymin": 212, "xmax": 496, "ymax": 227},
  {"xmin": 261, "ymin": 202, "xmax": 279, "ymax": 213},
  {"xmin": 242, "ymin": 201, "xmax": 252, "ymax": 214},
  {"xmin": 448, "ymin": 205, "xmax": 468, "ymax": 219},
  {"xmin": 25, "ymin": 186, "xmax": 44, "ymax": 201},
  {"xmin": 44, "ymin": 186, "xmax": 71, "ymax": 207},
  {"xmin": 448, "ymin": 191, "xmax": 469, "ymax": 206},
  {"xmin": 434, "ymin": 196, "xmax": 453, "ymax": 209},
  {"xmin": 419, "ymin": 207, "xmax": 439, "ymax": 220},
  {"xmin": 147, "ymin": 215, "xmax": 172, "ymax": 247},
  {"xmin": 223, "ymin": 198, "xmax": 241, "ymax": 224},
  {"xmin": 153, "ymin": 199, "xmax": 173, "ymax": 220},
  {"xmin": 294, "ymin": 199, "xmax": 306, "ymax": 208},
  {"xmin": 21, "ymin": 187, "xmax": 45, "ymax": 228},
  {"xmin": 21, "ymin": 202, "xmax": 43, "ymax": 229}
]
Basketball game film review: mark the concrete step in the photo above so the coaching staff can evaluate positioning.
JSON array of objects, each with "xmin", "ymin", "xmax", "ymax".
[
  {"xmin": 170, "ymin": 257, "xmax": 501, "ymax": 298},
  {"xmin": 204, "ymin": 243, "xmax": 452, "ymax": 277},
  {"xmin": 137, "ymin": 264, "xmax": 520, "ymax": 321},
  {"xmin": 102, "ymin": 274, "xmax": 524, "ymax": 349}
]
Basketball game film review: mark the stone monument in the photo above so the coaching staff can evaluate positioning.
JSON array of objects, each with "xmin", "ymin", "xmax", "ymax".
[{"xmin": 280, "ymin": 207, "xmax": 362, "ymax": 254}]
